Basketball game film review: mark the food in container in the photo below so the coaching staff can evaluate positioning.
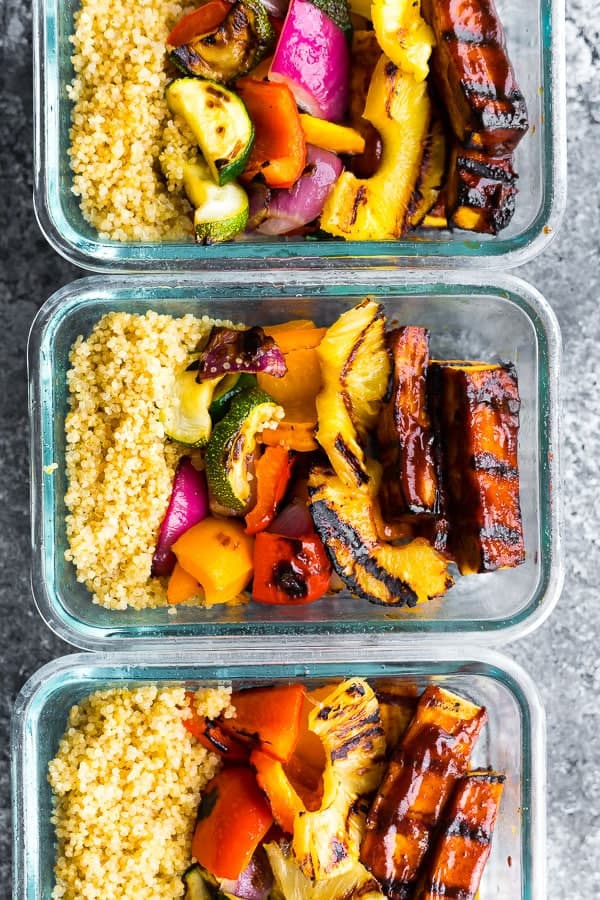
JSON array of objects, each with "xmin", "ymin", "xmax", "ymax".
[
  {"xmin": 46, "ymin": 677, "xmax": 505, "ymax": 899},
  {"xmin": 64, "ymin": 0, "xmax": 528, "ymax": 245},
  {"xmin": 61, "ymin": 297, "xmax": 524, "ymax": 613}
]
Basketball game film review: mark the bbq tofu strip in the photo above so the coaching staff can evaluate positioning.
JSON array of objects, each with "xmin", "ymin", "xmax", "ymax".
[
  {"xmin": 418, "ymin": 771, "xmax": 505, "ymax": 900},
  {"xmin": 446, "ymin": 147, "xmax": 518, "ymax": 235},
  {"xmin": 421, "ymin": 0, "xmax": 528, "ymax": 156},
  {"xmin": 432, "ymin": 361, "xmax": 525, "ymax": 574},
  {"xmin": 360, "ymin": 686, "xmax": 487, "ymax": 900},
  {"xmin": 378, "ymin": 327, "xmax": 439, "ymax": 517}
]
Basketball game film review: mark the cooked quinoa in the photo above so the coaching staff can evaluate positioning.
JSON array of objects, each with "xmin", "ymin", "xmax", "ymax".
[
  {"xmin": 48, "ymin": 685, "xmax": 231, "ymax": 900},
  {"xmin": 67, "ymin": 0, "xmax": 199, "ymax": 240},
  {"xmin": 64, "ymin": 310, "xmax": 221, "ymax": 610}
]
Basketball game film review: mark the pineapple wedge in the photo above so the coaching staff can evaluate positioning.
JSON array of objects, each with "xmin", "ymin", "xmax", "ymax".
[
  {"xmin": 266, "ymin": 842, "xmax": 385, "ymax": 900},
  {"xmin": 292, "ymin": 678, "xmax": 386, "ymax": 880}
]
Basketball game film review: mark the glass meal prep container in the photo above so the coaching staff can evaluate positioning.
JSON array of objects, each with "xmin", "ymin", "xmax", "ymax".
[
  {"xmin": 11, "ymin": 645, "xmax": 547, "ymax": 900},
  {"xmin": 32, "ymin": 0, "xmax": 565, "ymax": 272},
  {"xmin": 28, "ymin": 269, "xmax": 562, "ymax": 650}
]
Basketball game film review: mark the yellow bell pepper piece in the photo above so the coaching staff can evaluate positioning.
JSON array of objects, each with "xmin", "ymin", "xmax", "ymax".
[
  {"xmin": 172, "ymin": 518, "xmax": 254, "ymax": 606},
  {"xmin": 320, "ymin": 56, "xmax": 431, "ymax": 241},
  {"xmin": 299, "ymin": 115, "xmax": 366, "ymax": 156},
  {"xmin": 371, "ymin": 0, "xmax": 435, "ymax": 83}
]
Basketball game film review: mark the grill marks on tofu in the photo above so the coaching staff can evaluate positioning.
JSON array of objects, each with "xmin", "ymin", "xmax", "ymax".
[
  {"xmin": 377, "ymin": 326, "xmax": 439, "ymax": 517},
  {"xmin": 420, "ymin": 771, "xmax": 505, "ymax": 900},
  {"xmin": 360, "ymin": 686, "xmax": 488, "ymax": 900},
  {"xmin": 432, "ymin": 361, "xmax": 525, "ymax": 574},
  {"xmin": 422, "ymin": 0, "xmax": 528, "ymax": 156},
  {"xmin": 447, "ymin": 147, "xmax": 518, "ymax": 235}
]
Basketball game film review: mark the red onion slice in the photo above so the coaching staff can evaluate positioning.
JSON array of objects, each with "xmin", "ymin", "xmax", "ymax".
[
  {"xmin": 255, "ymin": 144, "xmax": 342, "ymax": 235},
  {"xmin": 195, "ymin": 326, "xmax": 287, "ymax": 380},
  {"xmin": 269, "ymin": 0, "xmax": 350, "ymax": 122},
  {"xmin": 269, "ymin": 499, "xmax": 315, "ymax": 537},
  {"xmin": 151, "ymin": 458, "xmax": 208, "ymax": 576}
]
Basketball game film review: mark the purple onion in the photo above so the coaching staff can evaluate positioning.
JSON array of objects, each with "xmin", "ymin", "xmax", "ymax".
[
  {"xmin": 269, "ymin": 499, "xmax": 315, "ymax": 537},
  {"xmin": 151, "ymin": 458, "xmax": 208, "ymax": 576},
  {"xmin": 220, "ymin": 847, "xmax": 274, "ymax": 900},
  {"xmin": 255, "ymin": 144, "xmax": 342, "ymax": 235},
  {"xmin": 269, "ymin": 0, "xmax": 350, "ymax": 121},
  {"xmin": 195, "ymin": 326, "xmax": 287, "ymax": 380},
  {"xmin": 259, "ymin": 0, "xmax": 289, "ymax": 16}
]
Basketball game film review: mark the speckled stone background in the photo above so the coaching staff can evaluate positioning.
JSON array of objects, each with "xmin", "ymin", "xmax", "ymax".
[{"xmin": 1, "ymin": 0, "xmax": 599, "ymax": 894}]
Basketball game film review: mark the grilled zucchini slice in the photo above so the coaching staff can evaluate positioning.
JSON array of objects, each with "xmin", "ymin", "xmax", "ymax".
[
  {"xmin": 160, "ymin": 369, "xmax": 222, "ymax": 446},
  {"xmin": 166, "ymin": 79, "xmax": 254, "ymax": 185}
]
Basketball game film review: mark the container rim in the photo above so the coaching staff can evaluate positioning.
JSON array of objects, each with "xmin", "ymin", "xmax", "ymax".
[
  {"xmin": 28, "ymin": 269, "xmax": 564, "ymax": 650},
  {"xmin": 11, "ymin": 643, "xmax": 547, "ymax": 900},
  {"xmin": 32, "ymin": 0, "xmax": 567, "ymax": 273}
]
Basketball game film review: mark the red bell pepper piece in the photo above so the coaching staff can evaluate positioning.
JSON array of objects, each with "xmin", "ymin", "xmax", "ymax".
[
  {"xmin": 236, "ymin": 78, "xmax": 307, "ymax": 189},
  {"xmin": 192, "ymin": 767, "xmax": 273, "ymax": 880},
  {"xmin": 167, "ymin": 0, "xmax": 231, "ymax": 47},
  {"xmin": 252, "ymin": 531, "xmax": 331, "ymax": 605},
  {"xmin": 183, "ymin": 692, "xmax": 249, "ymax": 762},
  {"xmin": 245, "ymin": 446, "xmax": 294, "ymax": 535},
  {"xmin": 222, "ymin": 684, "xmax": 306, "ymax": 761}
]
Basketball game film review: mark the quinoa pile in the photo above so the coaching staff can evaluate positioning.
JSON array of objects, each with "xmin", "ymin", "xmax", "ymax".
[
  {"xmin": 48, "ymin": 685, "xmax": 231, "ymax": 900},
  {"xmin": 64, "ymin": 310, "xmax": 217, "ymax": 610},
  {"xmin": 67, "ymin": 0, "xmax": 199, "ymax": 240}
]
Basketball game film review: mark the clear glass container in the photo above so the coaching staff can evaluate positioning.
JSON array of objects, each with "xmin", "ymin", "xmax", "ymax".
[
  {"xmin": 28, "ymin": 270, "xmax": 562, "ymax": 650},
  {"xmin": 11, "ymin": 645, "xmax": 547, "ymax": 900},
  {"xmin": 32, "ymin": 0, "xmax": 566, "ymax": 271}
]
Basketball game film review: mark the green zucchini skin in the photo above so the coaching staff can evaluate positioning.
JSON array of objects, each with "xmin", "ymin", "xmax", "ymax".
[
  {"xmin": 169, "ymin": 0, "xmax": 275, "ymax": 83},
  {"xmin": 209, "ymin": 373, "xmax": 258, "ymax": 422}
]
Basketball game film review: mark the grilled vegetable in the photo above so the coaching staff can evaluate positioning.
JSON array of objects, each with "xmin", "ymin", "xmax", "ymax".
[
  {"xmin": 308, "ymin": 466, "xmax": 452, "ymax": 606},
  {"xmin": 182, "ymin": 160, "xmax": 250, "ymax": 244},
  {"xmin": 408, "ymin": 114, "xmax": 447, "ymax": 228},
  {"xmin": 152, "ymin": 457, "xmax": 209, "ymax": 575},
  {"xmin": 269, "ymin": 0, "xmax": 351, "ymax": 122},
  {"xmin": 292, "ymin": 677, "xmax": 386, "ymax": 879},
  {"xmin": 194, "ymin": 327, "xmax": 286, "ymax": 381},
  {"xmin": 421, "ymin": 0, "xmax": 528, "ymax": 155},
  {"xmin": 172, "ymin": 517, "xmax": 254, "ymax": 605},
  {"xmin": 169, "ymin": 0, "xmax": 275, "ymax": 83},
  {"xmin": 210, "ymin": 374, "xmax": 258, "ymax": 422},
  {"xmin": 320, "ymin": 56, "xmax": 431, "ymax": 240},
  {"xmin": 245, "ymin": 445, "xmax": 294, "ymax": 534},
  {"xmin": 377, "ymin": 326, "xmax": 439, "ymax": 517},
  {"xmin": 371, "ymin": 0, "xmax": 434, "ymax": 82},
  {"xmin": 192, "ymin": 767, "xmax": 274, "ymax": 880},
  {"xmin": 183, "ymin": 863, "xmax": 214, "ymax": 900},
  {"xmin": 183, "ymin": 694, "xmax": 250, "ymax": 761},
  {"xmin": 237, "ymin": 78, "xmax": 306, "ymax": 190},
  {"xmin": 431, "ymin": 361, "xmax": 525, "ymax": 573},
  {"xmin": 446, "ymin": 146, "xmax": 518, "ymax": 235},
  {"xmin": 299, "ymin": 115, "xmax": 366, "ymax": 155},
  {"xmin": 166, "ymin": 79, "xmax": 254, "ymax": 186},
  {"xmin": 315, "ymin": 298, "xmax": 390, "ymax": 489},
  {"xmin": 252, "ymin": 532, "xmax": 332, "ymax": 604},
  {"xmin": 160, "ymin": 369, "xmax": 223, "ymax": 447},
  {"xmin": 223, "ymin": 684, "xmax": 306, "ymax": 762},
  {"xmin": 168, "ymin": 1, "xmax": 230, "ymax": 47},
  {"xmin": 266, "ymin": 842, "xmax": 386, "ymax": 899},
  {"xmin": 167, "ymin": 561, "xmax": 202, "ymax": 604},
  {"xmin": 418, "ymin": 771, "xmax": 505, "ymax": 900},
  {"xmin": 360, "ymin": 686, "xmax": 487, "ymax": 900},
  {"xmin": 205, "ymin": 387, "xmax": 284, "ymax": 512},
  {"xmin": 346, "ymin": 30, "xmax": 383, "ymax": 180}
]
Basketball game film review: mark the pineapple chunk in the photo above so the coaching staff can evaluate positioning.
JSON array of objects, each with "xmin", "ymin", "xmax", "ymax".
[
  {"xmin": 266, "ymin": 843, "xmax": 385, "ymax": 900},
  {"xmin": 371, "ymin": 0, "xmax": 435, "ymax": 82},
  {"xmin": 315, "ymin": 299, "xmax": 390, "ymax": 490},
  {"xmin": 292, "ymin": 678, "xmax": 386, "ymax": 880}
]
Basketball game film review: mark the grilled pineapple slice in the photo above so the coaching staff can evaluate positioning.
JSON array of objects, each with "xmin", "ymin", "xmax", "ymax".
[
  {"xmin": 371, "ymin": 0, "xmax": 435, "ymax": 82},
  {"xmin": 308, "ymin": 466, "xmax": 452, "ymax": 606},
  {"xmin": 315, "ymin": 299, "xmax": 390, "ymax": 490},
  {"xmin": 266, "ymin": 843, "xmax": 385, "ymax": 900},
  {"xmin": 292, "ymin": 678, "xmax": 386, "ymax": 880}
]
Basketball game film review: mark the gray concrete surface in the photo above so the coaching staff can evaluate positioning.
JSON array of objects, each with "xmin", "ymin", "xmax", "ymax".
[{"xmin": 1, "ymin": 0, "xmax": 599, "ymax": 895}]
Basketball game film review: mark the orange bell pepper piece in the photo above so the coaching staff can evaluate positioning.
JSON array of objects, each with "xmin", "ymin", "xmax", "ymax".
[
  {"xmin": 172, "ymin": 517, "xmax": 254, "ymax": 607},
  {"xmin": 166, "ymin": 562, "xmax": 201, "ymax": 605},
  {"xmin": 222, "ymin": 684, "xmax": 305, "ymax": 762},
  {"xmin": 236, "ymin": 78, "xmax": 306, "ymax": 189},
  {"xmin": 166, "ymin": 0, "xmax": 230, "ymax": 47},
  {"xmin": 192, "ymin": 767, "xmax": 273, "ymax": 880},
  {"xmin": 258, "ymin": 326, "xmax": 326, "ymax": 452},
  {"xmin": 183, "ymin": 692, "xmax": 250, "ymax": 762},
  {"xmin": 251, "ymin": 748, "xmax": 306, "ymax": 834},
  {"xmin": 245, "ymin": 445, "xmax": 294, "ymax": 535}
]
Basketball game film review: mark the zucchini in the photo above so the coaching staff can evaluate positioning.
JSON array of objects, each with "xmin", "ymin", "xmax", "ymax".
[
  {"xmin": 170, "ymin": 0, "xmax": 274, "ymax": 84},
  {"xmin": 160, "ymin": 369, "xmax": 222, "ymax": 446},
  {"xmin": 183, "ymin": 160, "xmax": 249, "ymax": 243},
  {"xmin": 166, "ymin": 79, "xmax": 254, "ymax": 185},
  {"xmin": 183, "ymin": 865, "xmax": 214, "ymax": 900},
  {"xmin": 209, "ymin": 373, "xmax": 257, "ymax": 422},
  {"xmin": 205, "ymin": 387, "xmax": 284, "ymax": 512}
]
